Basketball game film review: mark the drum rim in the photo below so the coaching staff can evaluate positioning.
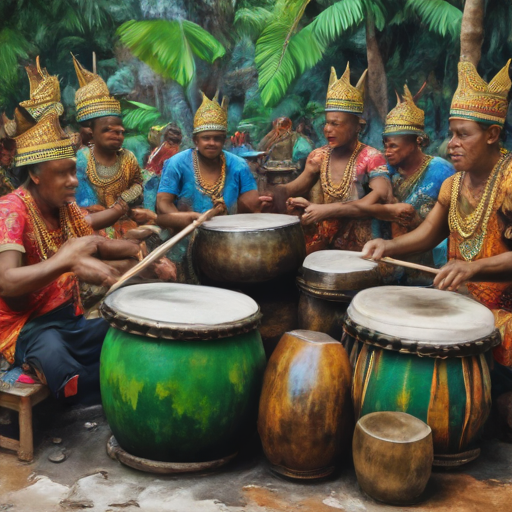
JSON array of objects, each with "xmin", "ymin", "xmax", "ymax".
[
  {"xmin": 198, "ymin": 213, "xmax": 300, "ymax": 232},
  {"xmin": 343, "ymin": 315, "xmax": 501, "ymax": 358},
  {"xmin": 296, "ymin": 276, "xmax": 354, "ymax": 301}
]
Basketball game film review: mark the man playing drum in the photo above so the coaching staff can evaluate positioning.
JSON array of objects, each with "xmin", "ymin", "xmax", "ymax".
[
  {"xmin": 269, "ymin": 63, "xmax": 398, "ymax": 254},
  {"xmin": 363, "ymin": 60, "xmax": 512, "ymax": 413},
  {"xmin": 0, "ymin": 111, "xmax": 140, "ymax": 403}
]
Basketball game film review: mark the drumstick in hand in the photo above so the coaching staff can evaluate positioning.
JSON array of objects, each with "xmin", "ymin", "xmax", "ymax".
[
  {"xmin": 353, "ymin": 252, "xmax": 440, "ymax": 275},
  {"xmin": 104, "ymin": 204, "xmax": 224, "ymax": 297}
]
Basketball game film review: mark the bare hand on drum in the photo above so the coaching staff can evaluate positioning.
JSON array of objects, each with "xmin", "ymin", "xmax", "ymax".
[
  {"xmin": 130, "ymin": 208, "xmax": 158, "ymax": 225},
  {"xmin": 286, "ymin": 197, "xmax": 309, "ymax": 216},
  {"xmin": 259, "ymin": 195, "xmax": 274, "ymax": 212},
  {"xmin": 361, "ymin": 239, "xmax": 390, "ymax": 261},
  {"xmin": 213, "ymin": 199, "xmax": 228, "ymax": 215},
  {"xmin": 150, "ymin": 257, "xmax": 177, "ymax": 282},
  {"xmin": 72, "ymin": 256, "xmax": 120, "ymax": 287},
  {"xmin": 433, "ymin": 260, "xmax": 480, "ymax": 291},
  {"xmin": 96, "ymin": 239, "xmax": 141, "ymax": 260}
]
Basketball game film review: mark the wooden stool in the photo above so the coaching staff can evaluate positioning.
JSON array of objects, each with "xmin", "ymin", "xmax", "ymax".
[{"xmin": 0, "ymin": 383, "xmax": 50, "ymax": 461}]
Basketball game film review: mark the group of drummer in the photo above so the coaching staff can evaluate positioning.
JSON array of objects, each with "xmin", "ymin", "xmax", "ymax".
[{"xmin": 0, "ymin": 52, "xmax": 512, "ymax": 430}]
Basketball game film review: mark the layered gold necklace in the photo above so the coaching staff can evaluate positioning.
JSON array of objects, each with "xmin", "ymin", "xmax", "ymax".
[
  {"xmin": 448, "ymin": 153, "xmax": 510, "ymax": 261},
  {"xmin": 395, "ymin": 155, "xmax": 433, "ymax": 201},
  {"xmin": 193, "ymin": 150, "xmax": 226, "ymax": 200},
  {"xmin": 320, "ymin": 142, "xmax": 365, "ymax": 200}
]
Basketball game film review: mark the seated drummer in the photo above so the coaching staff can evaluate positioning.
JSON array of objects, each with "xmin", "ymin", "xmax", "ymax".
[
  {"xmin": 156, "ymin": 92, "xmax": 268, "ymax": 280},
  {"xmin": 0, "ymin": 111, "xmax": 139, "ymax": 403},
  {"xmin": 268, "ymin": 63, "xmax": 394, "ymax": 254},
  {"xmin": 362, "ymin": 60, "xmax": 512, "ymax": 419}
]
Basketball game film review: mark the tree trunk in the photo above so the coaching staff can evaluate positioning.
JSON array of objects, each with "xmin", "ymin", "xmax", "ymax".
[
  {"xmin": 365, "ymin": 15, "xmax": 388, "ymax": 122},
  {"xmin": 460, "ymin": 0, "xmax": 485, "ymax": 66}
]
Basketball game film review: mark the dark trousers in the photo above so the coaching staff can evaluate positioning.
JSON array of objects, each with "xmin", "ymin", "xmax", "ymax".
[{"xmin": 14, "ymin": 304, "xmax": 109, "ymax": 404}]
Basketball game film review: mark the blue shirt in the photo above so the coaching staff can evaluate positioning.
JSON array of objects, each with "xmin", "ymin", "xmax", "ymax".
[{"xmin": 158, "ymin": 149, "xmax": 257, "ymax": 214}]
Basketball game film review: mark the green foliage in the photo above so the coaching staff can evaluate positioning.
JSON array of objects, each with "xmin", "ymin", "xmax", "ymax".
[
  {"xmin": 117, "ymin": 19, "xmax": 226, "ymax": 87},
  {"xmin": 405, "ymin": 0, "xmax": 462, "ymax": 39},
  {"xmin": 122, "ymin": 100, "xmax": 165, "ymax": 136},
  {"xmin": 234, "ymin": 7, "xmax": 273, "ymax": 40}
]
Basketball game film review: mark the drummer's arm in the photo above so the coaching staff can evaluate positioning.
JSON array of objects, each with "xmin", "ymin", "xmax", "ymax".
[
  {"xmin": 238, "ymin": 190, "xmax": 264, "ymax": 213},
  {"xmin": 155, "ymin": 193, "xmax": 200, "ymax": 231},
  {"xmin": 85, "ymin": 202, "xmax": 127, "ymax": 230}
]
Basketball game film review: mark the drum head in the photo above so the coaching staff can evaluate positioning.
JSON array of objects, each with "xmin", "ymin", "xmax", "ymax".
[
  {"xmin": 345, "ymin": 286, "xmax": 499, "ymax": 357},
  {"xmin": 303, "ymin": 250, "xmax": 377, "ymax": 274},
  {"xmin": 200, "ymin": 213, "xmax": 299, "ymax": 232},
  {"xmin": 101, "ymin": 283, "xmax": 261, "ymax": 340}
]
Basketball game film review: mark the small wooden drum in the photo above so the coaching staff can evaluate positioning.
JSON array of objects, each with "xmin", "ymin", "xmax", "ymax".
[
  {"xmin": 343, "ymin": 286, "xmax": 500, "ymax": 467},
  {"xmin": 192, "ymin": 213, "xmax": 306, "ymax": 284},
  {"xmin": 100, "ymin": 283, "xmax": 266, "ymax": 473},
  {"xmin": 297, "ymin": 250, "xmax": 382, "ymax": 339},
  {"xmin": 353, "ymin": 411, "xmax": 433, "ymax": 505},
  {"xmin": 258, "ymin": 330, "xmax": 353, "ymax": 479}
]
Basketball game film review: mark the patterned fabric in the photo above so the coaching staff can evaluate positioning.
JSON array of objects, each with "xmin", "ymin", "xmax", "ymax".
[
  {"xmin": 438, "ymin": 158, "xmax": 512, "ymax": 367},
  {"xmin": 372, "ymin": 156, "xmax": 455, "ymax": 284},
  {"xmin": 76, "ymin": 147, "xmax": 143, "ymax": 239},
  {"xmin": 450, "ymin": 60, "xmax": 511, "ymax": 126},
  {"xmin": 193, "ymin": 93, "xmax": 228, "ymax": 134},
  {"xmin": 305, "ymin": 144, "xmax": 388, "ymax": 254},
  {"xmin": 325, "ymin": 63, "xmax": 366, "ymax": 114},
  {"xmin": 146, "ymin": 141, "xmax": 180, "ymax": 175},
  {"xmin": 384, "ymin": 84, "xmax": 425, "ymax": 136},
  {"xmin": 0, "ymin": 189, "xmax": 86, "ymax": 363}
]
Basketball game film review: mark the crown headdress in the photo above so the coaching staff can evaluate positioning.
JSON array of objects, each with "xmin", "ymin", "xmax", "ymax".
[
  {"xmin": 19, "ymin": 57, "xmax": 64, "ymax": 122},
  {"xmin": 193, "ymin": 92, "xmax": 228, "ymax": 134},
  {"xmin": 14, "ymin": 111, "xmax": 75, "ymax": 167},
  {"xmin": 450, "ymin": 60, "xmax": 511, "ymax": 127},
  {"xmin": 72, "ymin": 54, "xmax": 121, "ymax": 123},
  {"xmin": 325, "ymin": 63, "xmax": 367, "ymax": 115},
  {"xmin": 384, "ymin": 84, "xmax": 426, "ymax": 136}
]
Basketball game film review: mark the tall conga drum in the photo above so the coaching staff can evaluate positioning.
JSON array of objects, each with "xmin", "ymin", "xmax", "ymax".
[
  {"xmin": 193, "ymin": 213, "xmax": 306, "ymax": 356},
  {"xmin": 343, "ymin": 286, "xmax": 500, "ymax": 467},
  {"xmin": 100, "ymin": 283, "xmax": 266, "ymax": 473},
  {"xmin": 258, "ymin": 330, "xmax": 353, "ymax": 479},
  {"xmin": 297, "ymin": 250, "xmax": 381, "ymax": 340}
]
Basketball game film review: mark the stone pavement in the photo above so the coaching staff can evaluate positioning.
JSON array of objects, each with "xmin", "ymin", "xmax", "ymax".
[{"xmin": 0, "ymin": 402, "xmax": 511, "ymax": 512}]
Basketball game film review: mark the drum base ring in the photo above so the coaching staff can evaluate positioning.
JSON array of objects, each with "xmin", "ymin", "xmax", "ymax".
[
  {"xmin": 107, "ymin": 436, "xmax": 237, "ymax": 474},
  {"xmin": 433, "ymin": 447, "xmax": 481, "ymax": 467},
  {"xmin": 269, "ymin": 463, "xmax": 335, "ymax": 480}
]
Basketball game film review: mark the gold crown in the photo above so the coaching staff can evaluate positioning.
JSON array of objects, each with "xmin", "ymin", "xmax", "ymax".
[
  {"xmin": 325, "ymin": 63, "xmax": 367, "ymax": 115},
  {"xmin": 193, "ymin": 92, "xmax": 228, "ymax": 134},
  {"xmin": 72, "ymin": 54, "xmax": 121, "ymax": 123},
  {"xmin": 19, "ymin": 56, "xmax": 64, "ymax": 121},
  {"xmin": 14, "ymin": 111, "xmax": 75, "ymax": 167},
  {"xmin": 450, "ymin": 60, "xmax": 512, "ymax": 126},
  {"xmin": 383, "ymin": 84, "xmax": 426, "ymax": 136}
]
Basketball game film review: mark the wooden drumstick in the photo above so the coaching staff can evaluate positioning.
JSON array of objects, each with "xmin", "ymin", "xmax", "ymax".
[
  {"xmin": 104, "ymin": 204, "xmax": 224, "ymax": 297},
  {"xmin": 353, "ymin": 252, "xmax": 440, "ymax": 275}
]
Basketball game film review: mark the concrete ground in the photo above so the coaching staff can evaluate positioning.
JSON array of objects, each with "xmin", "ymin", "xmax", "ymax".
[{"xmin": 0, "ymin": 401, "xmax": 511, "ymax": 512}]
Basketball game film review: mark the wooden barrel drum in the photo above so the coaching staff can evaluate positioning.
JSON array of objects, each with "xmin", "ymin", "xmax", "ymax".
[
  {"xmin": 343, "ymin": 286, "xmax": 500, "ymax": 467},
  {"xmin": 298, "ymin": 250, "xmax": 381, "ymax": 340},
  {"xmin": 99, "ymin": 283, "xmax": 266, "ymax": 473},
  {"xmin": 258, "ymin": 330, "xmax": 353, "ymax": 479}
]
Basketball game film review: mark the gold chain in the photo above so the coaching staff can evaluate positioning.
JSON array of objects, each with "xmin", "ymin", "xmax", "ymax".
[
  {"xmin": 193, "ymin": 150, "xmax": 226, "ymax": 200},
  {"xmin": 395, "ymin": 155, "xmax": 433, "ymax": 201},
  {"xmin": 320, "ymin": 142, "xmax": 365, "ymax": 200}
]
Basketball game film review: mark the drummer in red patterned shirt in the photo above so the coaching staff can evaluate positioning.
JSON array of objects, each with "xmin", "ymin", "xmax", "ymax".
[
  {"xmin": 0, "ymin": 111, "xmax": 139, "ymax": 403},
  {"xmin": 267, "ymin": 63, "xmax": 405, "ymax": 254}
]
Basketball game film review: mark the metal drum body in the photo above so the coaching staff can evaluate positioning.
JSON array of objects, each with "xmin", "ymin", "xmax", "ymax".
[
  {"xmin": 258, "ymin": 330, "xmax": 353, "ymax": 479},
  {"xmin": 193, "ymin": 213, "xmax": 306, "ymax": 284},
  {"xmin": 100, "ymin": 283, "xmax": 266, "ymax": 469},
  {"xmin": 298, "ymin": 250, "xmax": 381, "ymax": 339},
  {"xmin": 343, "ymin": 286, "xmax": 500, "ymax": 467}
]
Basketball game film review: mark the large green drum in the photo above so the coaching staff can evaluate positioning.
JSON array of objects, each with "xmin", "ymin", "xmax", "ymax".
[
  {"xmin": 100, "ymin": 283, "xmax": 266, "ymax": 472},
  {"xmin": 342, "ymin": 286, "xmax": 500, "ymax": 467}
]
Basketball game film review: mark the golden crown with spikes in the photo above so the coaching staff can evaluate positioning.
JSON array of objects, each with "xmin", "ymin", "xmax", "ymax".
[
  {"xmin": 72, "ymin": 54, "xmax": 121, "ymax": 123},
  {"xmin": 19, "ymin": 56, "xmax": 64, "ymax": 121},
  {"xmin": 450, "ymin": 60, "xmax": 512, "ymax": 126},
  {"xmin": 14, "ymin": 111, "xmax": 75, "ymax": 167},
  {"xmin": 384, "ymin": 84, "xmax": 426, "ymax": 136},
  {"xmin": 193, "ymin": 92, "xmax": 228, "ymax": 134},
  {"xmin": 325, "ymin": 63, "xmax": 367, "ymax": 115}
]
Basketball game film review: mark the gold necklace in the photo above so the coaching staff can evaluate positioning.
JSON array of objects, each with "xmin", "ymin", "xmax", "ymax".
[
  {"xmin": 320, "ymin": 142, "xmax": 365, "ymax": 200},
  {"xmin": 448, "ymin": 153, "xmax": 509, "ymax": 261},
  {"xmin": 193, "ymin": 150, "xmax": 226, "ymax": 200},
  {"xmin": 395, "ymin": 155, "xmax": 433, "ymax": 201}
]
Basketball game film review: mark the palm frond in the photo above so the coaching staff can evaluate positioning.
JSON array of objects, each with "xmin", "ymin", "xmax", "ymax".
[
  {"xmin": 0, "ymin": 29, "xmax": 32, "ymax": 85},
  {"xmin": 122, "ymin": 101, "xmax": 164, "ymax": 135},
  {"xmin": 405, "ymin": 0, "xmax": 462, "ymax": 39},
  {"xmin": 234, "ymin": 7, "xmax": 273, "ymax": 40},
  {"xmin": 117, "ymin": 19, "xmax": 225, "ymax": 87}
]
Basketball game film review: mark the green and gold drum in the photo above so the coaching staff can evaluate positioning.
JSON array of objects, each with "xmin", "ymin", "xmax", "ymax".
[
  {"xmin": 100, "ymin": 283, "xmax": 266, "ymax": 473},
  {"xmin": 342, "ymin": 286, "xmax": 500, "ymax": 467}
]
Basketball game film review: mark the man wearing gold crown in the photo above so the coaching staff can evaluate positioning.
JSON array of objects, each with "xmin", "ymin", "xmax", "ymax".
[
  {"xmin": 270, "ymin": 63, "xmax": 393, "ymax": 254},
  {"xmin": 363, "ymin": 60, "xmax": 512, "ymax": 395},
  {"xmin": 0, "ymin": 109, "xmax": 141, "ymax": 402},
  {"xmin": 156, "ymin": 92, "xmax": 265, "ymax": 279}
]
